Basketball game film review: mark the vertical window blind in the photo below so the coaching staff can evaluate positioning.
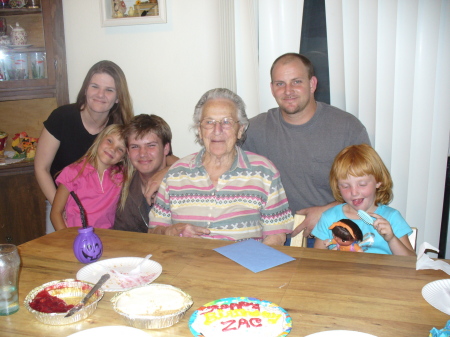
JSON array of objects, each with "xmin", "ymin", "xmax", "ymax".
[{"xmin": 231, "ymin": 0, "xmax": 449, "ymax": 251}]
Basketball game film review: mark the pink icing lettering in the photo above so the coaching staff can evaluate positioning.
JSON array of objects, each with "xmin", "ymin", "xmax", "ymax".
[
  {"xmin": 229, "ymin": 303, "xmax": 240, "ymax": 310},
  {"xmin": 222, "ymin": 320, "xmax": 237, "ymax": 331},
  {"xmin": 221, "ymin": 318, "xmax": 263, "ymax": 332},
  {"xmin": 238, "ymin": 318, "xmax": 250, "ymax": 329},
  {"xmin": 251, "ymin": 303, "xmax": 260, "ymax": 311},
  {"xmin": 202, "ymin": 305, "xmax": 219, "ymax": 314},
  {"xmin": 250, "ymin": 318, "xmax": 262, "ymax": 327}
]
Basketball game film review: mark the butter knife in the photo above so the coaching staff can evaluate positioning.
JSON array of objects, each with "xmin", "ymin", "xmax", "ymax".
[{"xmin": 65, "ymin": 273, "xmax": 110, "ymax": 318}]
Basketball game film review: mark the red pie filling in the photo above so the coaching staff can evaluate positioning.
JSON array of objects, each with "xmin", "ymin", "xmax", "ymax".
[{"xmin": 29, "ymin": 289, "xmax": 74, "ymax": 313}]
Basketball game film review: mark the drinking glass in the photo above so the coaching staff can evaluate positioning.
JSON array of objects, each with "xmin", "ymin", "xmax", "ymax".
[
  {"xmin": 13, "ymin": 53, "xmax": 28, "ymax": 80},
  {"xmin": 0, "ymin": 58, "xmax": 6, "ymax": 81},
  {"xmin": 27, "ymin": 0, "xmax": 40, "ymax": 8},
  {"xmin": 4, "ymin": 53, "xmax": 14, "ymax": 81},
  {"xmin": 0, "ymin": 18, "xmax": 6, "ymax": 36},
  {"xmin": 30, "ymin": 52, "xmax": 46, "ymax": 79},
  {"xmin": 0, "ymin": 244, "xmax": 20, "ymax": 316}
]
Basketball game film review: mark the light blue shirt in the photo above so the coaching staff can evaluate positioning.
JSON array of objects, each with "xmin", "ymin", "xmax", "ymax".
[{"xmin": 312, "ymin": 204, "xmax": 412, "ymax": 254}]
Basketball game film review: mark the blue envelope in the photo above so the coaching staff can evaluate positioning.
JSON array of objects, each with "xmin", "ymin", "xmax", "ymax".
[{"xmin": 214, "ymin": 239, "xmax": 296, "ymax": 273}]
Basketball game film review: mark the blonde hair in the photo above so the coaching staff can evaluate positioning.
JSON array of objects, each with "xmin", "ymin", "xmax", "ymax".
[
  {"xmin": 74, "ymin": 124, "xmax": 131, "ymax": 211},
  {"xmin": 330, "ymin": 144, "xmax": 393, "ymax": 205}
]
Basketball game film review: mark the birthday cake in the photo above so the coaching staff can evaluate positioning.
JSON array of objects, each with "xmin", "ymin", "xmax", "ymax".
[{"xmin": 189, "ymin": 297, "xmax": 292, "ymax": 337}]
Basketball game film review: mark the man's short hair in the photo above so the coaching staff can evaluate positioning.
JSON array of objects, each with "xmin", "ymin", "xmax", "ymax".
[{"xmin": 270, "ymin": 53, "xmax": 315, "ymax": 81}]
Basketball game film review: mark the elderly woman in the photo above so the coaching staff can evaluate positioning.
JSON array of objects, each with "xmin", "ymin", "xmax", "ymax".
[{"xmin": 149, "ymin": 88, "xmax": 293, "ymax": 245}]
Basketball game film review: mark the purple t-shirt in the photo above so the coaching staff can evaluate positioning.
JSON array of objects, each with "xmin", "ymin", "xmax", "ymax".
[{"xmin": 56, "ymin": 160, "xmax": 123, "ymax": 229}]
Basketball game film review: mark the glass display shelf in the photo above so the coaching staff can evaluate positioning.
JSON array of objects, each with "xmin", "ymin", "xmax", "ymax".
[
  {"xmin": 0, "ymin": 46, "xmax": 44, "ymax": 52},
  {"xmin": 0, "ymin": 8, "xmax": 42, "ymax": 16}
]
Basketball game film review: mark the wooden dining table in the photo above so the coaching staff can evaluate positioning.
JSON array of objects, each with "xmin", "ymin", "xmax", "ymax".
[{"xmin": 1, "ymin": 227, "xmax": 449, "ymax": 336}]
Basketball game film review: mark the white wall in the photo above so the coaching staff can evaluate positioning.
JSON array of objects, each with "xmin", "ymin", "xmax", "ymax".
[
  {"xmin": 62, "ymin": 0, "xmax": 221, "ymax": 158},
  {"xmin": 63, "ymin": 1, "xmax": 449, "ymax": 252}
]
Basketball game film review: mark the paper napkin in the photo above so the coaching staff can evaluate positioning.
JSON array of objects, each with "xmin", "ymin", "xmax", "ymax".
[
  {"xmin": 213, "ymin": 239, "xmax": 295, "ymax": 273},
  {"xmin": 417, "ymin": 242, "xmax": 450, "ymax": 275}
]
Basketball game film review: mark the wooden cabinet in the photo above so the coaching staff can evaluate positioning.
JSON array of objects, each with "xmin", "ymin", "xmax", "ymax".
[
  {"xmin": 0, "ymin": 0, "xmax": 68, "ymax": 106},
  {"xmin": 0, "ymin": 0, "xmax": 67, "ymax": 244},
  {"xmin": 0, "ymin": 161, "xmax": 46, "ymax": 245}
]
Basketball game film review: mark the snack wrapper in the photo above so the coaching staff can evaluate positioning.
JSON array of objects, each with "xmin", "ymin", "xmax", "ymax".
[
  {"xmin": 430, "ymin": 320, "xmax": 450, "ymax": 337},
  {"xmin": 417, "ymin": 243, "xmax": 450, "ymax": 275}
]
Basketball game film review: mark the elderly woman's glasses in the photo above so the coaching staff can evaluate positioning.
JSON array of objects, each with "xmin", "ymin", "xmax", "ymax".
[{"xmin": 200, "ymin": 118, "xmax": 238, "ymax": 130}]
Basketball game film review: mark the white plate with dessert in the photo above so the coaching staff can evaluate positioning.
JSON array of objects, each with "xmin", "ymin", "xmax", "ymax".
[{"xmin": 77, "ymin": 257, "xmax": 162, "ymax": 292}]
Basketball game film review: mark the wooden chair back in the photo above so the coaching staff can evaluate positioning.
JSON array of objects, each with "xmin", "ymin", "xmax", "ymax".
[
  {"xmin": 290, "ymin": 214, "xmax": 307, "ymax": 247},
  {"xmin": 409, "ymin": 227, "xmax": 417, "ymax": 250}
]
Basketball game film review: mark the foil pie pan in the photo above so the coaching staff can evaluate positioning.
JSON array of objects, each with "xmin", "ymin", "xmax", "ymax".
[
  {"xmin": 111, "ymin": 283, "xmax": 193, "ymax": 329},
  {"xmin": 24, "ymin": 279, "xmax": 104, "ymax": 325}
]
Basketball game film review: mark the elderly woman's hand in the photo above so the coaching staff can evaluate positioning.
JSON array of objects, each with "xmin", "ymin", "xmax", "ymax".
[
  {"xmin": 150, "ymin": 223, "xmax": 211, "ymax": 238},
  {"xmin": 262, "ymin": 233, "xmax": 286, "ymax": 246},
  {"xmin": 176, "ymin": 223, "xmax": 211, "ymax": 238}
]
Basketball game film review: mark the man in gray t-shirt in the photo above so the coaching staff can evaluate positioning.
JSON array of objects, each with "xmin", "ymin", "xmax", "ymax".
[{"xmin": 242, "ymin": 53, "xmax": 370, "ymax": 238}]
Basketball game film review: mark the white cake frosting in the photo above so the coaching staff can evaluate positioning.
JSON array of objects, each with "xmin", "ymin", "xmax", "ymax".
[{"xmin": 115, "ymin": 285, "xmax": 191, "ymax": 316}]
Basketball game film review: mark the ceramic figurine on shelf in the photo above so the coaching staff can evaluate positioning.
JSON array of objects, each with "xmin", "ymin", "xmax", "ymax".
[
  {"xmin": 326, "ymin": 219, "xmax": 364, "ymax": 252},
  {"xmin": 9, "ymin": 22, "xmax": 27, "ymax": 46},
  {"xmin": 128, "ymin": 6, "xmax": 135, "ymax": 17},
  {"xmin": 119, "ymin": 1, "xmax": 127, "ymax": 15},
  {"xmin": 112, "ymin": 0, "xmax": 119, "ymax": 18},
  {"xmin": 8, "ymin": 0, "xmax": 26, "ymax": 8}
]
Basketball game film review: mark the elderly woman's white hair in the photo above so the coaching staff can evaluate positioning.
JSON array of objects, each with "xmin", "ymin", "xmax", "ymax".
[{"xmin": 192, "ymin": 88, "xmax": 249, "ymax": 146}]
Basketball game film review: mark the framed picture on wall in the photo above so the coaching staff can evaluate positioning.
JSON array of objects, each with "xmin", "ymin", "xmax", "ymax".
[{"xmin": 99, "ymin": 0, "xmax": 167, "ymax": 27}]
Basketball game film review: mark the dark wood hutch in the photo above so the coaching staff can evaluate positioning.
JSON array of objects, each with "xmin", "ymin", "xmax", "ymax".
[{"xmin": 0, "ymin": 0, "xmax": 68, "ymax": 245}]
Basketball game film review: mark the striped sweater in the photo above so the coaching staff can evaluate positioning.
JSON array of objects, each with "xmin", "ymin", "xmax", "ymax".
[{"xmin": 149, "ymin": 147, "xmax": 294, "ymax": 241}]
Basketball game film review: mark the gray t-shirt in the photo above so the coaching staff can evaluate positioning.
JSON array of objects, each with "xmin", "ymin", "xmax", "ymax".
[{"xmin": 242, "ymin": 102, "xmax": 370, "ymax": 214}]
